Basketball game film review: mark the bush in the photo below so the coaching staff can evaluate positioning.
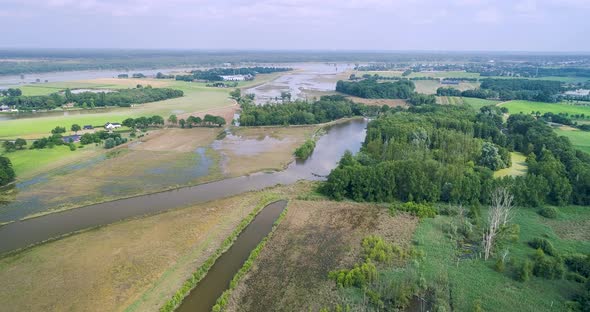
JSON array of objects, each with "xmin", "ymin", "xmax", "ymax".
[
  {"xmin": 528, "ymin": 238, "xmax": 557, "ymax": 256},
  {"xmin": 565, "ymin": 254, "xmax": 590, "ymax": 278},
  {"xmin": 532, "ymin": 249, "xmax": 565, "ymax": 279},
  {"xmin": 539, "ymin": 207, "xmax": 558, "ymax": 219},
  {"xmin": 294, "ymin": 139, "xmax": 316, "ymax": 159},
  {"xmin": 516, "ymin": 260, "xmax": 533, "ymax": 282},
  {"xmin": 104, "ymin": 138, "xmax": 115, "ymax": 149},
  {"xmin": 495, "ymin": 257, "xmax": 506, "ymax": 272},
  {"xmin": 392, "ymin": 202, "xmax": 437, "ymax": 218},
  {"xmin": 566, "ymin": 272, "xmax": 587, "ymax": 283}
]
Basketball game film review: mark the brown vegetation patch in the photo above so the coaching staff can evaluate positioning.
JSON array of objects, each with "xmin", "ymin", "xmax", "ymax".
[
  {"xmin": 347, "ymin": 96, "xmax": 408, "ymax": 107},
  {"xmin": 225, "ymin": 200, "xmax": 418, "ymax": 312},
  {"xmin": 0, "ymin": 191, "xmax": 275, "ymax": 312},
  {"xmin": 131, "ymin": 128, "xmax": 219, "ymax": 153},
  {"xmin": 545, "ymin": 219, "xmax": 590, "ymax": 241},
  {"xmin": 175, "ymin": 103, "xmax": 238, "ymax": 125}
]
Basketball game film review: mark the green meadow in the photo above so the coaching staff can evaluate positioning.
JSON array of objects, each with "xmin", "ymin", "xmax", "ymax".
[
  {"xmin": 413, "ymin": 205, "xmax": 590, "ymax": 311},
  {"xmin": 555, "ymin": 128, "xmax": 590, "ymax": 154},
  {"xmin": 502, "ymin": 100, "xmax": 590, "ymax": 116}
]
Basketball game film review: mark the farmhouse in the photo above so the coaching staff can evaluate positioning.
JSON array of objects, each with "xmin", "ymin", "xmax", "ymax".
[
  {"xmin": 104, "ymin": 122, "xmax": 121, "ymax": 130},
  {"xmin": 220, "ymin": 74, "xmax": 254, "ymax": 81},
  {"xmin": 62, "ymin": 135, "xmax": 81, "ymax": 143},
  {"xmin": 83, "ymin": 125, "xmax": 93, "ymax": 130},
  {"xmin": 0, "ymin": 104, "xmax": 9, "ymax": 112}
]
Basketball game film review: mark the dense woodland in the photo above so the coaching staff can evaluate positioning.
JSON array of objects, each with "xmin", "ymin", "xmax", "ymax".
[
  {"xmin": 323, "ymin": 104, "xmax": 590, "ymax": 206},
  {"xmin": 335, "ymin": 79, "xmax": 415, "ymax": 99},
  {"xmin": 175, "ymin": 67, "xmax": 291, "ymax": 82},
  {"xmin": 0, "ymin": 87, "xmax": 183, "ymax": 111},
  {"xmin": 238, "ymin": 95, "xmax": 380, "ymax": 126}
]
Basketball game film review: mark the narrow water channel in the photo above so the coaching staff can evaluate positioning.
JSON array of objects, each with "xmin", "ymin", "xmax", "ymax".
[
  {"xmin": 0, "ymin": 119, "xmax": 367, "ymax": 254},
  {"xmin": 177, "ymin": 200, "xmax": 287, "ymax": 312}
]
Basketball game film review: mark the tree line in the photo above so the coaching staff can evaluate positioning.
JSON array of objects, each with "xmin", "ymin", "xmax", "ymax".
[
  {"xmin": 238, "ymin": 95, "xmax": 380, "ymax": 126},
  {"xmin": 437, "ymin": 78, "xmax": 563, "ymax": 102},
  {"xmin": 0, "ymin": 156, "xmax": 15, "ymax": 187},
  {"xmin": 335, "ymin": 79, "xmax": 415, "ymax": 99},
  {"xmin": 0, "ymin": 86, "xmax": 184, "ymax": 111},
  {"xmin": 175, "ymin": 67, "xmax": 291, "ymax": 82}
]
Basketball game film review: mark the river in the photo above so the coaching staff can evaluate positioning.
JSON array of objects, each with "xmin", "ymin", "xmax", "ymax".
[{"xmin": 0, "ymin": 118, "xmax": 367, "ymax": 254}]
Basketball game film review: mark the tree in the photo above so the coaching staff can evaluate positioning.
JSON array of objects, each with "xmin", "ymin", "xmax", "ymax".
[
  {"xmin": 168, "ymin": 114, "xmax": 178, "ymax": 126},
  {"xmin": 2, "ymin": 141, "xmax": 16, "ymax": 152},
  {"xmin": 150, "ymin": 115, "xmax": 165, "ymax": 126},
  {"xmin": 71, "ymin": 124, "xmax": 81, "ymax": 134},
  {"xmin": 479, "ymin": 142, "xmax": 506, "ymax": 170},
  {"xmin": 104, "ymin": 138, "xmax": 115, "ymax": 149},
  {"xmin": 122, "ymin": 118, "xmax": 135, "ymax": 128},
  {"xmin": 280, "ymin": 91, "xmax": 292, "ymax": 103},
  {"xmin": 482, "ymin": 187, "xmax": 515, "ymax": 260},
  {"xmin": 14, "ymin": 138, "xmax": 27, "ymax": 150},
  {"xmin": 230, "ymin": 88, "xmax": 241, "ymax": 100},
  {"xmin": 0, "ymin": 156, "xmax": 16, "ymax": 187},
  {"xmin": 179, "ymin": 119, "xmax": 186, "ymax": 128},
  {"xmin": 51, "ymin": 126, "xmax": 66, "ymax": 135}
]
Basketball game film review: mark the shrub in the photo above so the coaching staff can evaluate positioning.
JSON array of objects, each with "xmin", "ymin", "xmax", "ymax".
[
  {"xmin": 539, "ymin": 207, "xmax": 558, "ymax": 219},
  {"xmin": 362, "ymin": 235, "xmax": 402, "ymax": 263},
  {"xmin": 392, "ymin": 202, "xmax": 437, "ymax": 218},
  {"xmin": 528, "ymin": 238, "xmax": 557, "ymax": 256},
  {"xmin": 329, "ymin": 260, "xmax": 378, "ymax": 288},
  {"xmin": 532, "ymin": 249, "xmax": 565, "ymax": 279},
  {"xmin": 495, "ymin": 258, "xmax": 506, "ymax": 272},
  {"xmin": 516, "ymin": 260, "xmax": 533, "ymax": 282},
  {"xmin": 294, "ymin": 139, "xmax": 316, "ymax": 159},
  {"xmin": 565, "ymin": 254, "xmax": 590, "ymax": 278},
  {"xmin": 566, "ymin": 272, "xmax": 587, "ymax": 283}
]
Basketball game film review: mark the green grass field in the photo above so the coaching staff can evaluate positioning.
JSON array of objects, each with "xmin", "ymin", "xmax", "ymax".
[
  {"xmin": 494, "ymin": 152, "xmax": 527, "ymax": 178},
  {"xmin": 554, "ymin": 128, "xmax": 590, "ymax": 154},
  {"xmin": 0, "ymin": 80, "xmax": 234, "ymax": 139},
  {"xmin": 413, "ymin": 205, "xmax": 590, "ymax": 311},
  {"xmin": 502, "ymin": 100, "xmax": 590, "ymax": 116}
]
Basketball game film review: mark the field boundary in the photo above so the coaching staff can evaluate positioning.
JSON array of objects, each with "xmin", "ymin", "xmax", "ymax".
[
  {"xmin": 211, "ymin": 200, "xmax": 290, "ymax": 312},
  {"xmin": 156, "ymin": 195, "xmax": 282, "ymax": 312}
]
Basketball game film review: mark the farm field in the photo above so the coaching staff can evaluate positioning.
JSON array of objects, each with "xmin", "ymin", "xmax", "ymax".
[
  {"xmin": 0, "ymin": 72, "xmax": 282, "ymax": 140},
  {"xmin": 0, "ymin": 183, "xmax": 307, "ymax": 312},
  {"xmin": 501, "ymin": 100, "xmax": 590, "ymax": 116},
  {"xmin": 3, "ymin": 143, "xmax": 102, "ymax": 179},
  {"xmin": 436, "ymin": 96, "xmax": 500, "ymax": 109},
  {"xmin": 494, "ymin": 152, "xmax": 528, "ymax": 178},
  {"xmin": 225, "ymin": 200, "xmax": 418, "ymax": 312},
  {"xmin": 555, "ymin": 128, "xmax": 590, "ymax": 154},
  {"xmin": 412, "ymin": 205, "xmax": 590, "ymax": 311}
]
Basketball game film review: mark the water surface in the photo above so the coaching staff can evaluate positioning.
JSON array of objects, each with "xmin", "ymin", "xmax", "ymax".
[{"xmin": 0, "ymin": 119, "xmax": 367, "ymax": 254}]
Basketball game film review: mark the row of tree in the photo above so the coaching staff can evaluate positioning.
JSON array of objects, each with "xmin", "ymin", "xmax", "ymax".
[
  {"xmin": 175, "ymin": 67, "xmax": 291, "ymax": 82},
  {"xmin": 335, "ymin": 79, "xmax": 415, "ymax": 99},
  {"xmin": 0, "ymin": 87, "xmax": 184, "ymax": 111},
  {"xmin": 0, "ymin": 156, "xmax": 15, "ymax": 187},
  {"xmin": 437, "ymin": 78, "xmax": 564, "ymax": 102},
  {"xmin": 238, "ymin": 95, "xmax": 380, "ymax": 126}
]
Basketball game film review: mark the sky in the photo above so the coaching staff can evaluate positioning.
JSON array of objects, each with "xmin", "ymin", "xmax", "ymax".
[{"xmin": 0, "ymin": 0, "xmax": 589, "ymax": 51}]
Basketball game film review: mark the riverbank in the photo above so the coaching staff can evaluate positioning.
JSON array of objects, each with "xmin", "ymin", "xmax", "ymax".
[{"xmin": 0, "ymin": 182, "xmax": 313, "ymax": 312}]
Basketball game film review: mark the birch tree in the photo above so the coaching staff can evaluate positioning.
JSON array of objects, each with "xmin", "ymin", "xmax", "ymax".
[{"xmin": 483, "ymin": 187, "xmax": 515, "ymax": 260}]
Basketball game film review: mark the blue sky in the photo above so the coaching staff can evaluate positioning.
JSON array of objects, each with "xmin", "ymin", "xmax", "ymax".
[{"xmin": 0, "ymin": 0, "xmax": 589, "ymax": 51}]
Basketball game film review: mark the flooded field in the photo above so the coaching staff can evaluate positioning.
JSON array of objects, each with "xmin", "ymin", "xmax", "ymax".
[
  {"xmin": 246, "ymin": 63, "xmax": 353, "ymax": 104},
  {"xmin": 0, "ymin": 119, "xmax": 367, "ymax": 254}
]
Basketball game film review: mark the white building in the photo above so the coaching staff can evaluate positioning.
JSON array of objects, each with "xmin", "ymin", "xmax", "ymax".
[
  {"xmin": 220, "ymin": 75, "xmax": 247, "ymax": 81},
  {"xmin": 104, "ymin": 122, "xmax": 122, "ymax": 130}
]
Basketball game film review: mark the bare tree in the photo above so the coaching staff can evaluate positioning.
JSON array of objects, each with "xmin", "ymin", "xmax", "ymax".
[{"xmin": 482, "ymin": 187, "xmax": 515, "ymax": 260}]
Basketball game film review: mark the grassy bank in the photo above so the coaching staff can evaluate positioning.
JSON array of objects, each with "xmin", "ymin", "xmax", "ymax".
[
  {"xmin": 494, "ymin": 152, "xmax": 527, "ymax": 178},
  {"xmin": 211, "ymin": 201, "xmax": 290, "ymax": 312}
]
